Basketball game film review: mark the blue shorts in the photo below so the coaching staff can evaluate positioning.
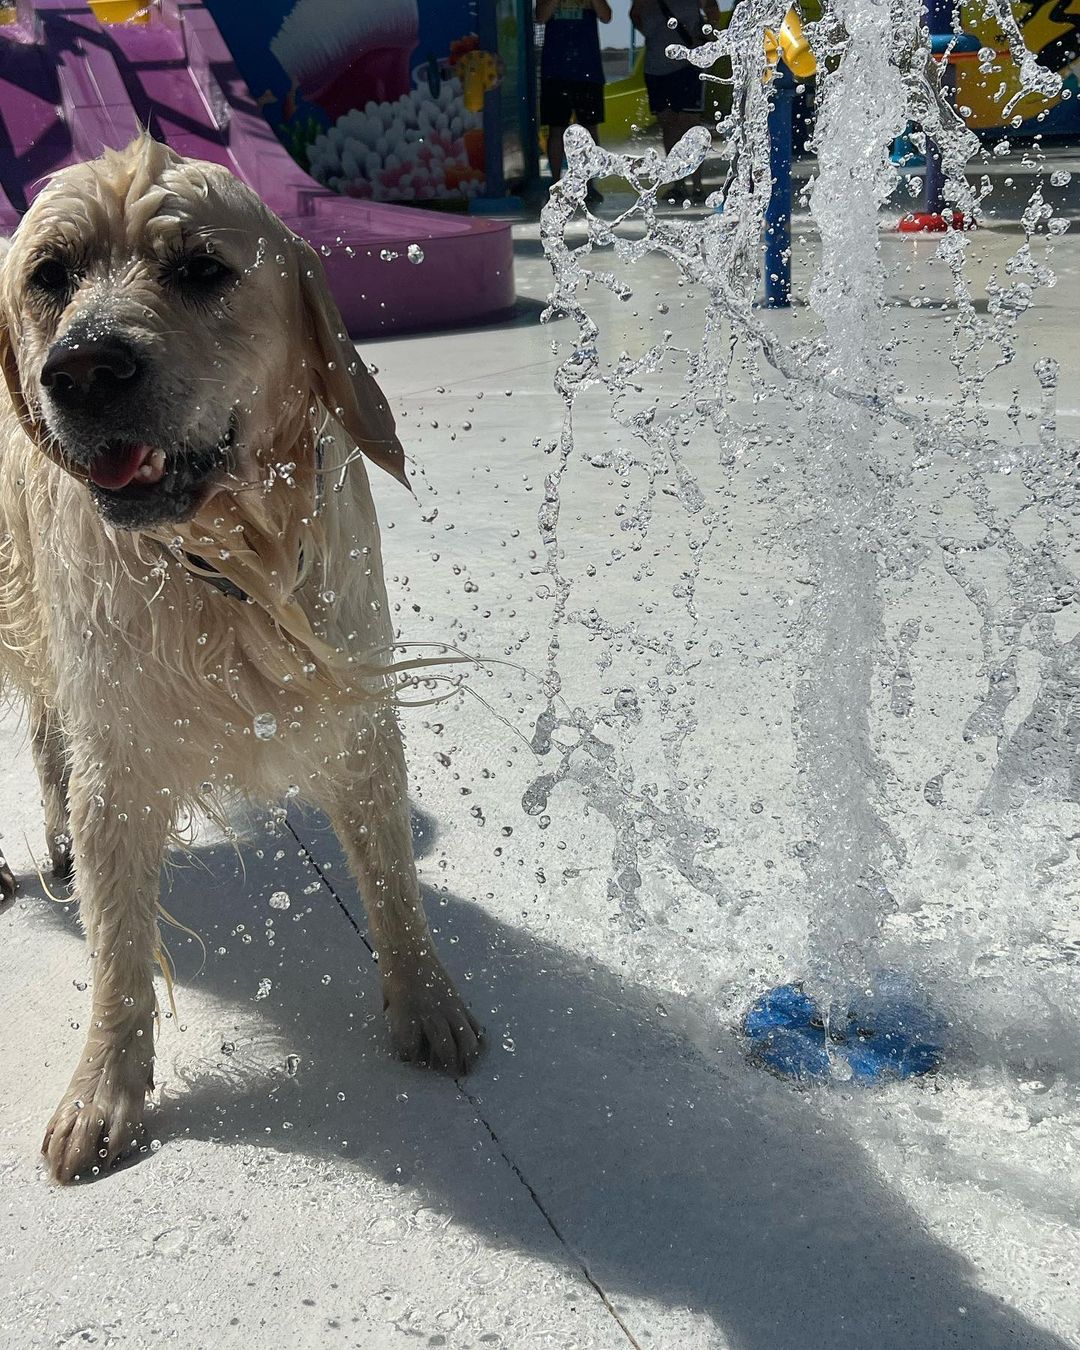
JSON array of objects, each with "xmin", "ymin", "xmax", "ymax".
[{"xmin": 645, "ymin": 66, "xmax": 704, "ymax": 115}]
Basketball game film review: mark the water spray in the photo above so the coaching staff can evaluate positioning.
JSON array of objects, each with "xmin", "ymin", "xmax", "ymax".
[{"xmin": 539, "ymin": 0, "xmax": 1075, "ymax": 1087}]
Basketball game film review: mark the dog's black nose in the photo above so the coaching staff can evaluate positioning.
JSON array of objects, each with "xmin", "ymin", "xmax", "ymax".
[{"xmin": 41, "ymin": 335, "xmax": 144, "ymax": 409}]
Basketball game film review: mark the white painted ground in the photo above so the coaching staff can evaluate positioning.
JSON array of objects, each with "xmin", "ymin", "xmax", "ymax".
[{"xmin": 2, "ymin": 213, "xmax": 1079, "ymax": 1350}]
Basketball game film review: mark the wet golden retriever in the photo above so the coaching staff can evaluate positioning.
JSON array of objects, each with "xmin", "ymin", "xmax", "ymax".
[{"xmin": 0, "ymin": 136, "xmax": 480, "ymax": 1183}]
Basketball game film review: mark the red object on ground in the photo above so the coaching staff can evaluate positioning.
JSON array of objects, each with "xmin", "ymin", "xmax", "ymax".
[{"xmin": 898, "ymin": 210, "xmax": 972, "ymax": 233}]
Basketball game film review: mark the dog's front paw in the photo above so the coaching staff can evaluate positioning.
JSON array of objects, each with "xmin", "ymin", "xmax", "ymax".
[
  {"xmin": 49, "ymin": 832, "xmax": 74, "ymax": 886},
  {"xmin": 43, "ymin": 1049, "xmax": 153, "ymax": 1183},
  {"xmin": 383, "ymin": 955, "xmax": 483, "ymax": 1074},
  {"xmin": 0, "ymin": 853, "xmax": 14, "ymax": 900}
]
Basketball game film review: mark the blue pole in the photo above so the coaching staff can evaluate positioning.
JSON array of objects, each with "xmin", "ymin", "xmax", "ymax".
[
  {"xmin": 764, "ymin": 59, "xmax": 795, "ymax": 308},
  {"xmin": 924, "ymin": 135, "xmax": 946, "ymax": 216},
  {"xmin": 478, "ymin": 0, "xmax": 505, "ymax": 200},
  {"xmin": 519, "ymin": 0, "xmax": 540, "ymax": 189},
  {"xmin": 471, "ymin": 0, "xmax": 523, "ymax": 212},
  {"xmin": 921, "ymin": 4, "xmax": 979, "ymax": 222}
]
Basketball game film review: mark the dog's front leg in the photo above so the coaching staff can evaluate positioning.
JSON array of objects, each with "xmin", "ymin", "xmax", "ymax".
[
  {"xmin": 30, "ymin": 696, "xmax": 73, "ymax": 882},
  {"xmin": 320, "ymin": 707, "xmax": 482, "ymax": 1073},
  {"xmin": 43, "ymin": 743, "xmax": 167, "ymax": 1182}
]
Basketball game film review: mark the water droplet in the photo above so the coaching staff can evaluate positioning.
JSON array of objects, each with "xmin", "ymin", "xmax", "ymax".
[
  {"xmin": 253, "ymin": 712, "xmax": 278, "ymax": 739},
  {"xmin": 1035, "ymin": 356, "xmax": 1059, "ymax": 389}
]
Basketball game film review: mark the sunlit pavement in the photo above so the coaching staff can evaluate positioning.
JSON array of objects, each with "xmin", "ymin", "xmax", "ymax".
[{"xmin": 2, "ymin": 208, "xmax": 1079, "ymax": 1349}]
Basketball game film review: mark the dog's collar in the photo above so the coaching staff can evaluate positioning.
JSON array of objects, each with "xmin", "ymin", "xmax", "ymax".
[
  {"xmin": 164, "ymin": 441, "xmax": 322, "ymax": 606},
  {"xmin": 174, "ymin": 545, "xmax": 307, "ymax": 606},
  {"xmin": 182, "ymin": 551, "xmax": 249, "ymax": 603}
]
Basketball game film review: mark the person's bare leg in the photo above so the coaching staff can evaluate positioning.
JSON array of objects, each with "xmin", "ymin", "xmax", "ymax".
[
  {"xmin": 547, "ymin": 124, "xmax": 567, "ymax": 181},
  {"xmin": 580, "ymin": 122, "xmax": 604, "ymax": 200},
  {"xmin": 658, "ymin": 110, "xmax": 682, "ymax": 197},
  {"xmin": 659, "ymin": 110, "xmax": 706, "ymax": 195},
  {"xmin": 675, "ymin": 111, "xmax": 706, "ymax": 193},
  {"xmin": 658, "ymin": 107, "xmax": 680, "ymax": 157}
]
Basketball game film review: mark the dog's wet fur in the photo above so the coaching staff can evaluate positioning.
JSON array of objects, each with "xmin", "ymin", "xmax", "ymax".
[{"xmin": 0, "ymin": 137, "xmax": 481, "ymax": 1182}]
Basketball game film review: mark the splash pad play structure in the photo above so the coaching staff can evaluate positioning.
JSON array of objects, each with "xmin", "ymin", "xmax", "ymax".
[
  {"xmin": 537, "ymin": 0, "xmax": 1077, "ymax": 1087},
  {"xmin": 0, "ymin": 0, "xmax": 514, "ymax": 334}
]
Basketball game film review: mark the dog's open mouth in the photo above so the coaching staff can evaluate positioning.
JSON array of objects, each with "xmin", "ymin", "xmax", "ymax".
[
  {"xmin": 82, "ymin": 420, "xmax": 237, "ymax": 528},
  {"xmin": 88, "ymin": 442, "xmax": 169, "ymax": 491}
]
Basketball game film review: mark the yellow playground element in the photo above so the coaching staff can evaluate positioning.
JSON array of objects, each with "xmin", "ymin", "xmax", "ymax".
[
  {"xmin": 88, "ymin": 1, "xmax": 151, "ymax": 23},
  {"xmin": 458, "ymin": 49, "xmax": 500, "ymax": 114},
  {"xmin": 955, "ymin": 0, "xmax": 1078, "ymax": 129},
  {"xmin": 765, "ymin": 10, "xmax": 818, "ymax": 80}
]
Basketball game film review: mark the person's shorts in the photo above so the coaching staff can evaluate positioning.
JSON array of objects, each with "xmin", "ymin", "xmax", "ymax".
[
  {"xmin": 645, "ymin": 67, "xmax": 704, "ymax": 115},
  {"xmin": 540, "ymin": 78, "xmax": 605, "ymax": 127}
]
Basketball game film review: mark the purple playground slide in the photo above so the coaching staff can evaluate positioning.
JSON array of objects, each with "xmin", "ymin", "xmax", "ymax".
[{"xmin": 0, "ymin": 0, "xmax": 516, "ymax": 334}]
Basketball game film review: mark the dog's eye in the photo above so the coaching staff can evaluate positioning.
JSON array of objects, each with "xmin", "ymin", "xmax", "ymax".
[
  {"xmin": 29, "ymin": 257, "xmax": 73, "ymax": 296},
  {"xmin": 168, "ymin": 254, "xmax": 233, "ymax": 290}
]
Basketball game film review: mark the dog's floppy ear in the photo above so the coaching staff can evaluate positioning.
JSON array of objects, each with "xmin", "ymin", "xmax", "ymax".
[
  {"xmin": 0, "ymin": 294, "xmax": 42, "ymax": 448},
  {"xmin": 295, "ymin": 238, "xmax": 409, "ymax": 489}
]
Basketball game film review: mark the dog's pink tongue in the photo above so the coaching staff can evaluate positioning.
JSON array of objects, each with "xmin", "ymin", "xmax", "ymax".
[{"xmin": 88, "ymin": 443, "xmax": 153, "ymax": 490}]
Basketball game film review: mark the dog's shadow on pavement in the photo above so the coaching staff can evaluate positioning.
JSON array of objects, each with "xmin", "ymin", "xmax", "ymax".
[{"xmin": 34, "ymin": 806, "xmax": 1072, "ymax": 1350}]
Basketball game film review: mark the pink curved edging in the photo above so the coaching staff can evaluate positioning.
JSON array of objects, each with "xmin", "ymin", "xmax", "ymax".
[{"xmin": 0, "ymin": 0, "xmax": 516, "ymax": 336}]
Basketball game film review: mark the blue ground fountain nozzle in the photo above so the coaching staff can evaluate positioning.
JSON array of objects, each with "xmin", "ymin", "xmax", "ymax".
[
  {"xmin": 743, "ymin": 979, "xmax": 945, "ymax": 1084},
  {"xmin": 744, "ymin": 984, "xmax": 832, "ymax": 1081}
]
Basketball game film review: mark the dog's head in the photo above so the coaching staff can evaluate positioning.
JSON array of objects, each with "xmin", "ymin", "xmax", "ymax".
[{"xmin": 0, "ymin": 135, "xmax": 405, "ymax": 530}]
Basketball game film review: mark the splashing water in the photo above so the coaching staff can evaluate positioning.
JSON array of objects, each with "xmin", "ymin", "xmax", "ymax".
[{"xmin": 535, "ymin": 0, "xmax": 1080, "ymax": 1064}]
